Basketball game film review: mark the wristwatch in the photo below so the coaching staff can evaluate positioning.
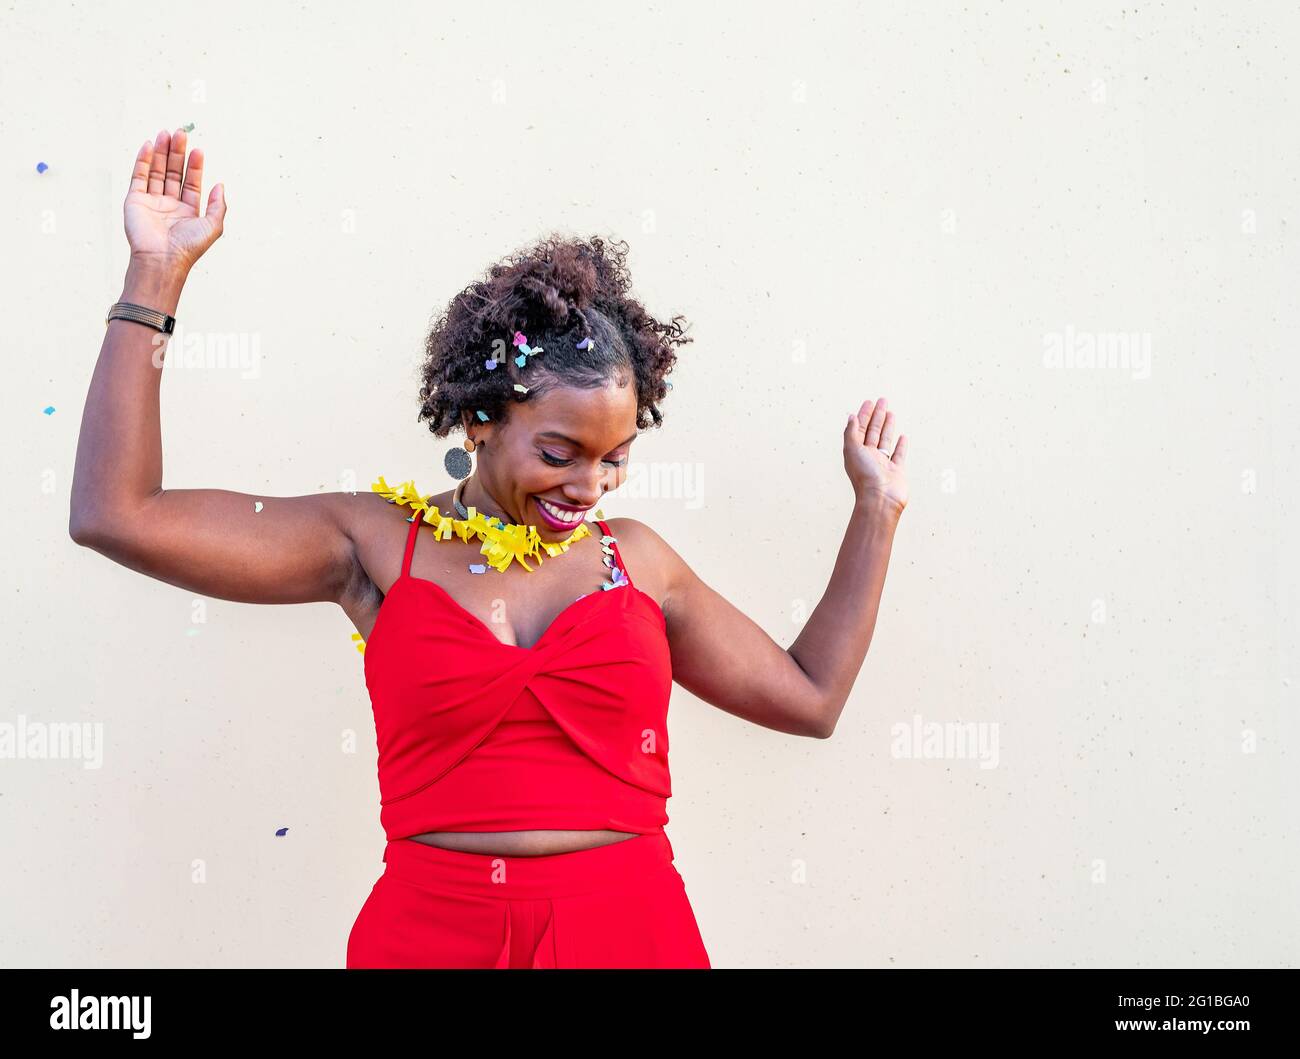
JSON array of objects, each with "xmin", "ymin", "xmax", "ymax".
[{"xmin": 105, "ymin": 301, "xmax": 176, "ymax": 333}]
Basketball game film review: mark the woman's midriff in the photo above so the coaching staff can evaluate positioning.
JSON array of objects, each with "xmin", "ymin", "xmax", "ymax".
[{"xmin": 404, "ymin": 829, "xmax": 641, "ymax": 856}]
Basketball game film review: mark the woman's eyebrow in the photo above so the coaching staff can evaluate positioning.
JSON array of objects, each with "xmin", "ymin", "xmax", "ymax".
[{"xmin": 536, "ymin": 430, "xmax": 637, "ymax": 450}]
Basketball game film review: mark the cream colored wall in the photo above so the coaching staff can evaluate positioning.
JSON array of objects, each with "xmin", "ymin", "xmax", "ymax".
[{"xmin": 3, "ymin": 1, "xmax": 1296, "ymax": 968}]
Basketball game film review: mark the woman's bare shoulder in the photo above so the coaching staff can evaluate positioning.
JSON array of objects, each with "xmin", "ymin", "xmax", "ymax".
[
  {"xmin": 330, "ymin": 483, "xmax": 455, "ymax": 603},
  {"xmin": 337, "ymin": 481, "xmax": 458, "ymax": 540}
]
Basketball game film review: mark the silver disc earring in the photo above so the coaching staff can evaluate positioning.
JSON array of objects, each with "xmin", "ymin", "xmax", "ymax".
[{"xmin": 444, "ymin": 446, "xmax": 472, "ymax": 480}]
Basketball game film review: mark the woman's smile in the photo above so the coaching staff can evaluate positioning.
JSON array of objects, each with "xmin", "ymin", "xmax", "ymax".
[{"xmin": 532, "ymin": 494, "xmax": 592, "ymax": 528}]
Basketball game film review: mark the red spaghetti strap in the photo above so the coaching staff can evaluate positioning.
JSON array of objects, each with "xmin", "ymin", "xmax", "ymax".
[
  {"xmin": 595, "ymin": 519, "xmax": 634, "ymax": 588},
  {"xmin": 400, "ymin": 507, "xmax": 425, "ymax": 578}
]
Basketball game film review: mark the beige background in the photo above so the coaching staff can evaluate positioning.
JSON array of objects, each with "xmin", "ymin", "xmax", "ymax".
[{"xmin": 3, "ymin": 0, "xmax": 1297, "ymax": 968}]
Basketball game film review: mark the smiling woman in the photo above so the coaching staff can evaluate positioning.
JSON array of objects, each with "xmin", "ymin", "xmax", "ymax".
[
  {"xmin": 347, "ymin": 234, "xmax": 692, "ymax": 858},
  {"xmin": 340, "ymin": 234, "xmax": 717, "ymax": 966},
  {"xmin": 70, "ymin": 131, "xmax": 907, "ymax": 969}
]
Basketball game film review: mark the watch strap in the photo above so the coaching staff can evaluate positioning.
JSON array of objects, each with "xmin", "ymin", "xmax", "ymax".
[{"xmin": 105, "ymin": 301, "xmax": 176, "ymax": 333}]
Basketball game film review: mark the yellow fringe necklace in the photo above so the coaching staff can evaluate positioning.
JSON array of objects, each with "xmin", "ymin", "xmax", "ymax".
[{"xmin": 371, "ymin": 475, "xmax": 603, "ymax": 574}]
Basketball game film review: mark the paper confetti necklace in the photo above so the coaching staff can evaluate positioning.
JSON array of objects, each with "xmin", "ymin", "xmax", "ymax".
[{"xmin": 371, "ymin": 475, "xmax": 602, "ymax": 574}]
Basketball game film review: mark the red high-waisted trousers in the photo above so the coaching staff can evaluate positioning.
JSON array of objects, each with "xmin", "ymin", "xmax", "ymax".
[{"xmin": 346, "ymin": 831, "xmax": 711, "ymax": 969}]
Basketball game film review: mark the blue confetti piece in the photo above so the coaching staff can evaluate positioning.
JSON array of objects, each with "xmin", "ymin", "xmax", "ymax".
[
  {"xmin": 485, "ymin": 358, "xmax": 497, "ymax": 370},
  {"xmin": 514, "ymin": 353, "xmax": 527, "ymax": 367},
  {"xmin": 469, "ymin": 564, "xmax": 487, "ymax": 574},
  {"xmin": 36, "ymin": 162, "xmax": 48, "ymax": 174},
  {"xmin": 42, "ymin": 405, "xmax": 55, "ymax": 415},
  {"xmin": 475, "ymin": 409, "xmax": 489, "ymax": 421},
  {"xmin": 576, "ymin": 337, "xmax": 590, "ymax": 349},
  {"xmin": 275, "ymin": 827, "xmax": 289, "ymax": 836}
]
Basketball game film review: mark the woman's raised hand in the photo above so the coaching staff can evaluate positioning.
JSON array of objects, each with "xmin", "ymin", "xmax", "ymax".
[
  {"xmin": 124, "ymin": 128, "xmax": 226, "ymax": 272},
  {"xmin": 843, "ymin": 397, "xmax": 909, "ymax": 516}
]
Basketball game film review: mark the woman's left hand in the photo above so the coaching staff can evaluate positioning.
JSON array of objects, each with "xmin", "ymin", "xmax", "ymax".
[{"xmin": 843, "ymin": 397, "xmax": 909, "ymax": 517}]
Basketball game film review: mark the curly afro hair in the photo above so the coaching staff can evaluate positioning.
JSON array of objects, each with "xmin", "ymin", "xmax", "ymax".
[{"xmin": 417, "ymin": 233, "xmax": 691, "ymax": 438}]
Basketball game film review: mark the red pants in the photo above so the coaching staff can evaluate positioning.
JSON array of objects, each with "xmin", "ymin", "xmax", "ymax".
[{"xmin": 346, "ymin": 830, "xmax": 711, "ymax": 969}]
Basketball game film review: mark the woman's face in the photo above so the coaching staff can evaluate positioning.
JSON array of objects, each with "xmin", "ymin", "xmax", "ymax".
[{"xmin": 465, "ymin": 380, "xmax": 638, "ymax": 538}]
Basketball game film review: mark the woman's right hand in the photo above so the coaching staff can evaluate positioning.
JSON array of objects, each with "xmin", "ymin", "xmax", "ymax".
[{"xmin": 124, "ymin": 127, "xmax": 226, "ymax": 273}]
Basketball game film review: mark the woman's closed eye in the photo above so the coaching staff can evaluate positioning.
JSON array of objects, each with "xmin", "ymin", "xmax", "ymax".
[{"xmin": 539, "ymin": 449, "xmax": 627, "ymax": 468}]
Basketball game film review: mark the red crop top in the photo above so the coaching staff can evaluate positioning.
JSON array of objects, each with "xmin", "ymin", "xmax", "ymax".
[{"xmin": 362, "ymin": 506, "xmax": 673, "ymax": 840}]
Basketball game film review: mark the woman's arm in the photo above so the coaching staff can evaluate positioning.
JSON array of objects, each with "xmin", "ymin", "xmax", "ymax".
[
  {"xmin": 69, "ymin": 129, "xmax": 361, "ymax": 607},
  {"xmin": 783, "ymin": 493, "xmax": 901, "ymax": 734},
  {"xmin": 628, "ymin": 398, "xmax": 909, "ymax": 739}
]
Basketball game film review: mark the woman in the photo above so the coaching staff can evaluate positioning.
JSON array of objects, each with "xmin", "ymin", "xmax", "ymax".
[{"xmin": 71, "ymin": 128, "xmax": 910, "ymax": 969}]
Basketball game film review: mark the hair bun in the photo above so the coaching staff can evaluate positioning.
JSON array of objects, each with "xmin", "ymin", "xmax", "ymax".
[
  {"xmin": 515, "ymin": 240, "xmax": 600, "ymax": 328},
  {"xmin": 419, "ymin": 233, "xmax": 689, "ymax": 439}
]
